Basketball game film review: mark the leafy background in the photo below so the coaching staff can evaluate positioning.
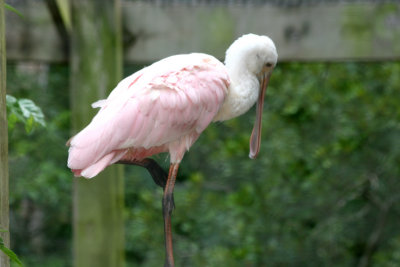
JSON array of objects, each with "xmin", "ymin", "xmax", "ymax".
[{"xmin": 7, "ymin": 61, "xmax": 400, "ymax": 266}]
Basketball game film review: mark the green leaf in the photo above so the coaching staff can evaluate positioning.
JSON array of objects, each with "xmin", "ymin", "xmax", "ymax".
[
  {"xmin": 24, "ymin": 116, "xmax": 34, "ymax": 133},
  {"xmin": 7, "ymin": 113, "xmax": 19, "ymax": 131},
  {"xmin": 4, "ymin": 3, "xmax": 23, "ymax": 18},
  {"xmin": 6, "ymin": 95, "xmax": 25, "ymax": 125},
  {"xmin": 0, "ymin": 244, "xmax": 23, "ymax": 266},
  {"xmin": 6, "ymin": 95, "xmax": 46, "ymax": 133},
  {"xmin": 0, "ymin": 229, "xmax": 23, "ymax": 266},
  {"xmin": 6, "ymin": 95, "xmax": 17, "ymax": 105},
  {"xmin": 18, "ymin": 98, "xmax": 46, "ymax": 127}
]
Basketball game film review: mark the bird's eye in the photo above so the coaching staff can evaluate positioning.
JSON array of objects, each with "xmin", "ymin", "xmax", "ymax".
[{"xmin": 265, "ymin": 62, "xmax": 273, "ymax": 68}]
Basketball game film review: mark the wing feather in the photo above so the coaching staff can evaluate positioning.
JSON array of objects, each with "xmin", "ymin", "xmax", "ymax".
[{"xmin": 68, "ymin": 53, "xmax": 229, "ymax": 177}]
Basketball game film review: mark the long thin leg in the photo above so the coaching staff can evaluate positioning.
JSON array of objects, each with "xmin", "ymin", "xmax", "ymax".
[
  {"xmin": 117, "ymin": 158, "xmax": 175, "ymax": 209},
  {"xmin": 117, "ymin": 158, "xmax": 178, "ymax": 266},
  {"xmin": 163, "ymin": 163, "xmax": 179, "ymax": 267},
  {"xmin": 117, "ymin": 158, "xmax": 168, "ymax": 188}
]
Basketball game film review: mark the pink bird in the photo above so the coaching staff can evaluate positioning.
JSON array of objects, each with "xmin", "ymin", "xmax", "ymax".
[{"xmin": 67, "ymin": 33, "xmax": 277, "ymax": 267}]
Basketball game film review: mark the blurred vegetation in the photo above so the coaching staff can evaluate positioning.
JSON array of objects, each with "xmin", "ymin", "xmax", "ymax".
[
  {"xmin": 7, "ymin": 61, "xmax": 400, "ymax": 267},
  {"xmin": 0, "ymin": 228, "xmax": 23, "ymax": 266},
  {"xmin": 6, "ymin": 95, "xmax": 45, "ymax": 133},
  {"xmin": 7, "ymin": 63, "xmax": 71, "ymax": 267}
]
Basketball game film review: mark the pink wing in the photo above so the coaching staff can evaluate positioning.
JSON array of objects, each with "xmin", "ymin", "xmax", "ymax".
[{"xmin": 68, "ymin": 53, "xmax": 229, "ymax": 178}]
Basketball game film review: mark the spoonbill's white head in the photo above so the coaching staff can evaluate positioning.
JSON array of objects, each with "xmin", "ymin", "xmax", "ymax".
[
  {"xmin": 216, "ymin": 33, "xmax": 278, "ymax": 159},
  {"xmin": 225, "ymin": 33, "xmax": 278, "ymax": 77}
]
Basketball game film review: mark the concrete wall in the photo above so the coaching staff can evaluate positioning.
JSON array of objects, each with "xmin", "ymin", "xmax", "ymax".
[{"xmin": 6, "ymin": 1, "xmax": 400, "ymax": 62}]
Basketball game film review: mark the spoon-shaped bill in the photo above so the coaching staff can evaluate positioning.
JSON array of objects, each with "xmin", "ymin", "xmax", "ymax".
[{"xmin": 249, "ymin": 72, "xmax": 271, "ymax": 159}]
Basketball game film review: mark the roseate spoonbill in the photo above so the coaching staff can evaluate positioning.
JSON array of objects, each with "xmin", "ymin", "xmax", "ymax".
[{"xmin": 67, "ymin": 33, "xmax": 277, "ymax": 267}]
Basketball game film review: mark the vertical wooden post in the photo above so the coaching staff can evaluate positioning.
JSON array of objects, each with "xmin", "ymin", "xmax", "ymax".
[
  {"xmin": 70, "ymin": 0, "xmax": 124, "ymax": 266},
  {"xmin": 0, "ymin": 1, "xmax": 10, "ymax": 267}
]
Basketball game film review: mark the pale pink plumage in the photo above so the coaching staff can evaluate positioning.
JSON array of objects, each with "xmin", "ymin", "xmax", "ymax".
[{"xmin": 68, "ymin": 53, "xmax": 230, "ymax": 178}]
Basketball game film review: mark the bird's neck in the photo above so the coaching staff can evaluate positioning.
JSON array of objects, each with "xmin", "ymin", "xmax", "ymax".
[{"xmin": 213, "ymin": 67, "xmax": 259, "ymax": 121}]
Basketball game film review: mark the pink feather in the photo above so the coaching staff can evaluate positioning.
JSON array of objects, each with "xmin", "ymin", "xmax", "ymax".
[{"xmin": 68, "ymin": 53, "xmax": 229, "ymax": 178}]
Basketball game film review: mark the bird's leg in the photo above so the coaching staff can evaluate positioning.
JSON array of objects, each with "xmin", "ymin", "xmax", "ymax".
[
  {"xmin": 117, "ymin": 158, "xmax": 168, "ymax": 188},
  {"xmin": 116, "ymin": 158, "xmax": 178, "ymax": 266},
  {"xmin": 163, "ymin": 163, "xmax": 179, "ymax": 267},
  {"xmin": 117, "ymin": 158, "xmax": 175, "ymax": 210}
]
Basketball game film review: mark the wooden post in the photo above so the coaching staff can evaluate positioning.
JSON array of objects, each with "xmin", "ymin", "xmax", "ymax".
[
  {"xmin": 70, "ymin": 0, "xmax": 124, "ymax": 266},
  {"xmin": 0, "ymin": 1, "xmax": 10, "ymax": 267}
]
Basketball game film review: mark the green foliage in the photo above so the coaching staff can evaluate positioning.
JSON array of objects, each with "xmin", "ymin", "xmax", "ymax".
[
  {"xmin": 6, "ymin": 95, "xmax": 45, "ymax": 133},
  {"xmin": 0, "ymin": 229, "xmax": 23, "ymax": 266},
  {"xmin": 7, "ymin": 63, "xmax": 72, "ymax": 266}
]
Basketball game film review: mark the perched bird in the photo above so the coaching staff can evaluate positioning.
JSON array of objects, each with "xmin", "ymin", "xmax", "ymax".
[{"xmin": 67, "ymin": 33, "xmax": 277, "ymax": 267}]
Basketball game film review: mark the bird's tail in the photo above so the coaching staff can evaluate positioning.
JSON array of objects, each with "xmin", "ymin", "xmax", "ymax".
[{"xmin": 68, "ymin": 147, "xmax": 126, "ymax": 178}]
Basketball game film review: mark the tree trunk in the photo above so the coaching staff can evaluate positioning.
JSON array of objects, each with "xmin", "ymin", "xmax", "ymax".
[
  {"xmin": 0, "ymin": 1, "xmax": 10, "ymax": 266},
  {"xmin": 70, "ymin": 1, "xmax": 124, "ymax": 266}
]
